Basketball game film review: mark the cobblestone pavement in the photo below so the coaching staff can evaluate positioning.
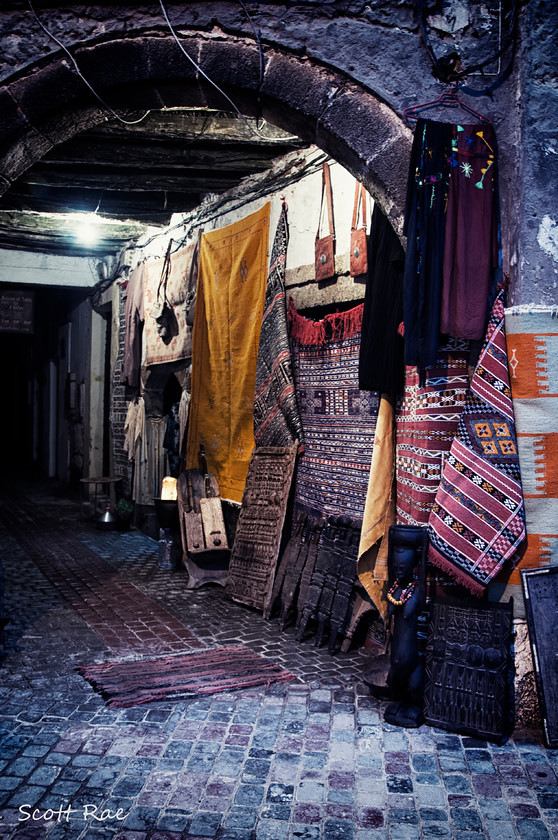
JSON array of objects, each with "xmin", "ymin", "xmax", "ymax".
[{"xmin": 1, "ymin": 481, "xmax": 557, "ymax": 840}]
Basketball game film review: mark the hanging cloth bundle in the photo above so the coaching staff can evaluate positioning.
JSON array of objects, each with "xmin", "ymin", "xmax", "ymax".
[
  {"xmin": 350, "ymin": 180, "xmax": 368, "ymax": 277},
  {"xmin": 152, "ymin": 240, "xmax": 177, "ymax": 342},
  {"xmin": 314, "ymin": 162, "xmax": 336, "ymax": 282}
]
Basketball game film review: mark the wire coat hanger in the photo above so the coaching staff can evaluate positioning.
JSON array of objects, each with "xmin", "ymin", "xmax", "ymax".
[{"xmin": 403, "ymin": 83, "xmax": 491, "ymax": 124}]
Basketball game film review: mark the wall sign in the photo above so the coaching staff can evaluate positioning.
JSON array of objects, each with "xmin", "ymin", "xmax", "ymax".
[
  {"xmin": 522, "ymin": 566, "xmax": 558, "ymax": 748},
  {"xmin": 0, "ymin": 289, "xmax": 34, "ymax": 333}
]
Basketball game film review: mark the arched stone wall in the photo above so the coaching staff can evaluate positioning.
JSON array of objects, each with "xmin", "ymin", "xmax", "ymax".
[
  {"xmin": 0, "ymin": 31, "xmax": 412, "ymax": 234},
  {"xmin": 1, "ymin": 2, "xmax": 554, "ymax": 304}
]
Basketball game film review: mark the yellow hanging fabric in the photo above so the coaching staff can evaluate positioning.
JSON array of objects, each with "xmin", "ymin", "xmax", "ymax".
[
  {"xmin": 357, "ymin": 395, "xmax": 396, "ymax": 622},
  {"xmin": 186, "ymin": 203, "xmax": 270, "ymax": 502}
]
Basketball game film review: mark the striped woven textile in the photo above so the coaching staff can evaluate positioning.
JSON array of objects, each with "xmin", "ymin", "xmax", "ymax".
[
  {"xmin": 77, "ymin": 646, "xmax": 296, "ymax": 708},
  {"xmin": 288, "ymin": 301, "xmax": 379, "ymax": 521},
  {"xmin": 254, "ymin": 204, "xmax": 303, "ymax": 449},
  {"xmin": 487, "ymin": 305, "xmax": 558, "ymax": 616},
  {"xmin": 428, "ymin": 292, "xmax": 526, "ymax": 596},
  {"xmin": 395, "ymin": 342, "xmax": 469, "ymax": 526}
]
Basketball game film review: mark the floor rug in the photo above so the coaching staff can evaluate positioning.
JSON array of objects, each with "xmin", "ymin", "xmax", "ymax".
[
  {"xmin": 77, "ymin": 646, "xmax": 297, "ymax": 708},
  {"xmin": 288, "ymin": 300, "xmax": 379, "ymax": 521}
]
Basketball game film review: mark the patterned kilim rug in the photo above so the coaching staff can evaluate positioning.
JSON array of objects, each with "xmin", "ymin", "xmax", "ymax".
[
  {"xmin": 254, "ymin": 204, "xmax": 303, "ymax": 449},
  {"xmin": 395, "ymin": 341, "xmax": 469, "ymax": 526},
  {"xmin": 487, "ymin": 305, "xmax": 558, "ymax": 617},
  {"xmin": 428, "ymin": 291, "xmax": 526, "ymax": 596},
  {"xmin": 77, "ymin": 646, "xmax": 297, "ymax": 709},
  {"xmin": 288, "ymin": 301, "xmax": 379, "ymax": 521}
]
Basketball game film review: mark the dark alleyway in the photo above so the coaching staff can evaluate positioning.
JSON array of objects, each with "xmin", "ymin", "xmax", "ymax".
[{"xmin": 0, "ymin": 483, "xmax": 557, "ymax": 840}]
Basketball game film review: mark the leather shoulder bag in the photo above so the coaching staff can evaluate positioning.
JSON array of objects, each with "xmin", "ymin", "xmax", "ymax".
[
  {"xmin": 314, "ymin": 162, "xmax": 336, "ymax": 282},
  {"xmin": 350, "ymin": 180, "xmax": 368, "ymax": 277}
]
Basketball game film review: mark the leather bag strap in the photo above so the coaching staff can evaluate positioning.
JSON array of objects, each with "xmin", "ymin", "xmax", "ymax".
[
  {"xmin": 351, "ymin": 181, "xmax": 367, "ymax": 231},
  {"xmin": 316, "ymin": 162, "xmax": 335, "ymax": 241},
  {"xmin": 157, "ymin": 239, "xmax": 173, "ymax": 303}
]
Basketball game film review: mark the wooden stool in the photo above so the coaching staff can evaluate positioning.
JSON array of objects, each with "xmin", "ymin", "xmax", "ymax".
[{"xmin": 80, "ymin": 476, "xmax": 121, "ymax": 519}]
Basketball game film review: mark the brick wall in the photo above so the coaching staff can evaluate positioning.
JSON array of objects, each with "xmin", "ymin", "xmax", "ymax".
[{"xmin": 110, "ymin": 287, "xmax": 132, "ymax": 498}]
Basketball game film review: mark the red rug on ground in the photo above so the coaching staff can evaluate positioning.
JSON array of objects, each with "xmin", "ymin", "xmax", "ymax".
[{"xmin": 77, "ymin": 646, "xmax": 297, "ymax": 708}]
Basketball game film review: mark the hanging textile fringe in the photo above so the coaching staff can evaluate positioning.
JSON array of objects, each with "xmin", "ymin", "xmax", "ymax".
[{"xmin": 287, "ymin": 298, "xmax": 364, "ymax": 347}]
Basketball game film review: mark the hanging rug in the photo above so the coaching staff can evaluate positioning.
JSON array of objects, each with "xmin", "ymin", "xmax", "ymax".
[
  {"xmin": 288, "ymin": 299, "xmax": 379, "ymax": 521},
  {"xmin": 428, "ymin": 290, "xmax": 526, "ymax": 596},
  {"xmin": 254, "ymin": 204, "xmax": 303, "ymax": 449},
  {"xmin": 77, "ymin": 646, "xmax": 296, "ymax": 708},
  {"xmin": 487, "ymin": 305, "xmax": 558, "ymax": 618},
  {"xmin": 395, "ymin": 340, "xmax": 469, "ymax": 527}
]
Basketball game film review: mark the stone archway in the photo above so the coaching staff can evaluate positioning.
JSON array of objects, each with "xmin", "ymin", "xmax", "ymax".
[{"xmin": 0, "ymin": 30, "xmax": 412, "ymax": 232}]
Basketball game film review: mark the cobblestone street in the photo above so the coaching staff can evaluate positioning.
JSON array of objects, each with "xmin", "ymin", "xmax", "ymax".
[{"xmin": 1, "ymin": 482, "xmax": 557, "ymax": 840}]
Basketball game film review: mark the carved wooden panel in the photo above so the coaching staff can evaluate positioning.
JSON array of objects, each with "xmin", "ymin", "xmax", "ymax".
[
  {"xmin": 424, "ymin": 597, "xmax": 513, "ymax": 742},
  {"xmin": 225, "ymin": 443, "xmax": 298, "ymax": 613}
]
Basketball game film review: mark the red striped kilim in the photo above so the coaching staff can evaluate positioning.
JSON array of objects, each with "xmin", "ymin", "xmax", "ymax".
[
  {"xmin": 395, "ymin": 345, "xmax": 469, "ymax": 526},
  {"xmin": 77, "ymin": 646, "xmax": 296, "ymax": 708},
  {"xmin": 487, "ymin": 305, "xmax": 558, "ymax": 616},
  {"xmin": 428, "ymin": 291, "xmax": 526, "ymax": 595}
]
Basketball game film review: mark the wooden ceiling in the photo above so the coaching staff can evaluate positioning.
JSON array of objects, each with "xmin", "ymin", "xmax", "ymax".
[{"xmin": 0, "ymin": 108, "xmax": 305, "ymax": 257}]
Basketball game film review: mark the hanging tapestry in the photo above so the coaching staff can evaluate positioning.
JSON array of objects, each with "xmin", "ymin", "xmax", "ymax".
[
  {"xmin": 143, "ymin": 237, "xmax": 199, "ymax": 366},
  {"xmin": 254, "ymin": 204, "xmax": 303, "ymax": 449},
  {"xmin": 487, "ymin": 306, "xmax": 558, "ymax": 617},
  {"xmin": 359, "ymin": 204, "xmax": 405, "ymax": 395},
  {"xmin": 423, "ymin": 597, "xmax": 513, "ymax": 742},
  {"xmin": 186, "ymin": 204, "xmax": 270, "ymax": 503},
  {"xmin": 428, "ymin": 291, "xmax": 526, "ymax": 596},
  {"xmin": 440, "ymin": 123, "xmax": 499, "ymax": 340},
  {"xmin": 396, "ymin": 340, "xmax": 469, "ymax": 526},
  {"xmin": 403, "ymin": 119, "xmax": 498, "ymax": 367},
  {"xmin": 357, "ymin": 395, "xmax": 396, "ymax": 622},
  {"xmin": 288, "ymin": 300, "xmax": 379, "ymax": 521}
]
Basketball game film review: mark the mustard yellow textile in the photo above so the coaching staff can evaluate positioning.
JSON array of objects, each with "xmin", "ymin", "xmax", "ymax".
[
  {"xmin": 357, "ymin": 395, "xmax": 396, "ymax": 622},
  {"xmin": 186, "ymin": 204, "xmax": 270, "ymax": 503}
]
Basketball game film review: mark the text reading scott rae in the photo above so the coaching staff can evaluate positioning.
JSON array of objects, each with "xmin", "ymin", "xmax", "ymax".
[{"xmin": 19, "ymin": 804, "xmax": 128, "ymax": 822}]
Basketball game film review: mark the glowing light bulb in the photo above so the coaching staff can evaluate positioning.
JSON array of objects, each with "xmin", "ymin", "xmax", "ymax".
[{"xmin": 73, "ymin": 212, "xmax": 100, "ymax": 246}]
